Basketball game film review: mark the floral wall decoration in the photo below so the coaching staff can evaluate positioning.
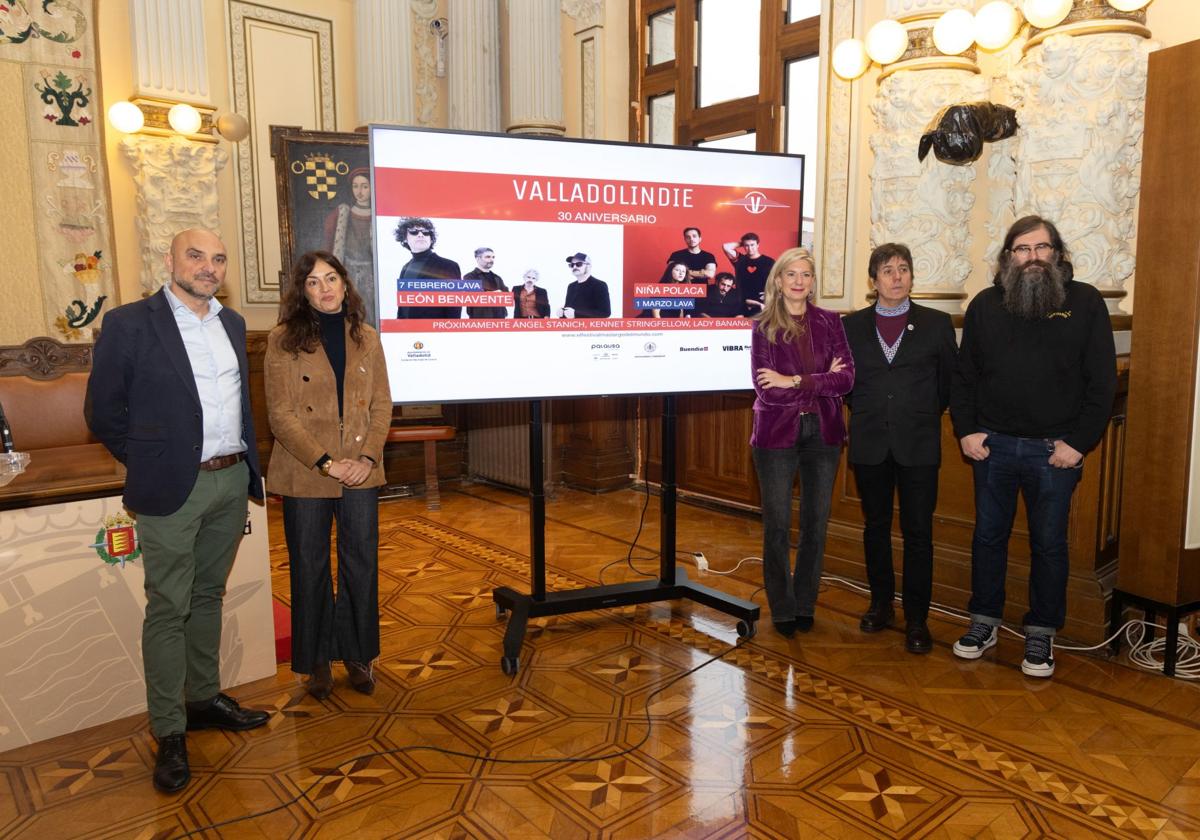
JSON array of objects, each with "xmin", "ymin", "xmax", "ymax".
[{"xmin": 0, "ymin": 0, "xmax": 118, "ymax": 344}]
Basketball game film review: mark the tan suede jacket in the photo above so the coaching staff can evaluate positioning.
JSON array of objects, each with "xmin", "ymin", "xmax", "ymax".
[{"xmin": 264, "ymin": 322, "xmax": 392, "ymax": 497}]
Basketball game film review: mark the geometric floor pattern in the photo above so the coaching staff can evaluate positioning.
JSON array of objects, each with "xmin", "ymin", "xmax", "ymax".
[{"xmin": 2, "ymin": 484, "xmax": 1199, "ymax": 838}]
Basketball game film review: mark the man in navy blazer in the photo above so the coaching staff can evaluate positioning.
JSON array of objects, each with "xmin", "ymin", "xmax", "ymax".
[
  {"xmin": 843, "ymin": 243, "xmax": 957, "ymax": 654},
  {"xmin": 86, "ymin": 228, "xmax": 268, "ymax": 794}
]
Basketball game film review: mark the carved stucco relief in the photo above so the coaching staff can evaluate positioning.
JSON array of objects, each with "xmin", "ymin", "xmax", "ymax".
[
  {"xmin": 118, "ymin": 137, "xmax": 227, "ymax": 293},
  {"xmin": 412, "ymin": 0, "xmax": 440, "ymax": 126},
  {"xmin": 1010, "ymin": 32, "xmax": 1156, "ymax": 309},
  {"xmin": 870, "ymin": 69, "xmax": 989, "ymax": 304}
]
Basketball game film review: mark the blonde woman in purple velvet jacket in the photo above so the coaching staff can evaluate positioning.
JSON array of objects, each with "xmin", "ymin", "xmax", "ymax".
[{"xmin": 751, "ymin": 247, "xmax": 855, "ymax": 638}]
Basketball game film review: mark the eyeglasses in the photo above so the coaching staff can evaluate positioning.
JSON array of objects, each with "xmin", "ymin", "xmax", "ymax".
[
  {"xmin": 570, "ymin": 261, "xmax": 586, "ymax": 268},
  {"xmin": 407, "ymin": 229, "xmax": 432, "ymax": 237},
  {"xmin": 1010, "ymin": 243, "xmax": 1055, "ymax": 257}
]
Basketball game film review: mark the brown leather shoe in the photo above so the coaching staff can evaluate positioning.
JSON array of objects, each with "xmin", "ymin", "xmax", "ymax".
[
  {"xmin": 345, "ymin": 661, "xmax": 376, "ymax": 695},
  {"xmin": 306, "ymin": 663, "xmax": 333, "ymax": 700}
]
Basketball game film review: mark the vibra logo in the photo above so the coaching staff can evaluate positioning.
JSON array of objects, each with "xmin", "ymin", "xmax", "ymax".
[
  {"xmin": 721, "ymin": 344, "xmax": 748, "ymax": 352},
  {"xmin": 721, "ymin": 190, "xmax": 790, "ymax": 215}
]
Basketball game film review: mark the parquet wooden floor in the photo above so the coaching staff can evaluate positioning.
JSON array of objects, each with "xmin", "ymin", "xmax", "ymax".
[{"xmin": 2, "ymin": 483, "xmax": 1199, "ymax": 839}]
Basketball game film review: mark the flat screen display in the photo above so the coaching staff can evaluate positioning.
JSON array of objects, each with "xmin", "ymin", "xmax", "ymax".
[{"xmin": 369, "ymin": 126, "xmax": 803, "ymax": 403}]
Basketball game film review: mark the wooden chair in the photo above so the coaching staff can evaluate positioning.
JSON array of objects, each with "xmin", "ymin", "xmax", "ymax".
[{"xmin": 384, "ymin": 425, "xmax": 455, "ymax": 509}]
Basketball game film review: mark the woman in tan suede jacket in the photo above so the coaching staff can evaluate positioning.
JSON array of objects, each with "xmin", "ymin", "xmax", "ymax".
[{"xmin": 265, "ymin": 251, "xmax": 391, "ymax": 700}]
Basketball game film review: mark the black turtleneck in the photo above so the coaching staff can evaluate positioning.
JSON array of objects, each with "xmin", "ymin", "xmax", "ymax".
[{"xmin": 316, "ymin": 309, "xmax": 346, "ymax": 417}]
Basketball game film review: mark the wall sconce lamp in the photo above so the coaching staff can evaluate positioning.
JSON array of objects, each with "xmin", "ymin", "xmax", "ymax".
[
  {"xmin": 833, "ymin": 0, "xmax": 1153, "ymax": 81},
  {"xmin": 106, "ymin": 97, "xmax": 249, "ymax": 143}
]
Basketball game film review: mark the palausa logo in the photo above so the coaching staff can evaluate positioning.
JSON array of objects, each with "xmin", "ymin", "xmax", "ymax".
[
  {"xmin": 91, "ymin": 512, "xmax": 141, "ymax": 566},
  {"xmin": 722, "ymin": 190, "xmax": 790, "ymax": 215}
]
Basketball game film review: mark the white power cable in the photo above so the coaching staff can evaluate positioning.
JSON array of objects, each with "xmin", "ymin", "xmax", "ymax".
[{"xmin": 812, "ymin": 574, "xmax": 1200, "ymax": 679}]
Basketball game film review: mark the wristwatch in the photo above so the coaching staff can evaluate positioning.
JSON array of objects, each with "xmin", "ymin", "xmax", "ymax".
[
  {"xmin": 791, "ymin": 375, "xmax": 802, "ymax": 389},
  {"xmin": 316, "ymin": 454, "xmax": 333, "ymax": 476}
]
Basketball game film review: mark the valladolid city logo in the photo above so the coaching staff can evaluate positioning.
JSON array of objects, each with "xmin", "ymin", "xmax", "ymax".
[{"xmin": 91, "ymin": 512, "xmax": 141, "ymax": 566}]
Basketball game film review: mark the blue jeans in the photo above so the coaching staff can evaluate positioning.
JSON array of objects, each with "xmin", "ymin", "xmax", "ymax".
[
  {"xmin": 752, "ymin": 414, "xmax": 841, "ymax": 622},
  {"xmin": 968, "ymin": 430, "xmax": 1081, "ymax": 634},
  {"xmin": 282, "ymin": 488, "xmax": 380, "ymax": 673}
]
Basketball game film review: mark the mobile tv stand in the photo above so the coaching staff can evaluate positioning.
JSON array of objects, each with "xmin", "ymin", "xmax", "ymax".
[{"xmin": 491, "ymin": 395, "xmax": 760, "ymax": 675}]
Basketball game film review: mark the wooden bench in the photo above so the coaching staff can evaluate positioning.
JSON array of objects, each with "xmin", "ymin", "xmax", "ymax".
[{"xmin": 384, "ymin": 425, "xmax": 455, "ymax": 510}]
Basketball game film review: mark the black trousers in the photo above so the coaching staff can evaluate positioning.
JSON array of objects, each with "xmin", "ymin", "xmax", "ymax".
[
  {"xmin": 852, "ymin": 454, "xmax": 939, "ymax": 622},
  {"xmin": 282, "ymin": 488, "xmax": 380, "ymax": 674}
]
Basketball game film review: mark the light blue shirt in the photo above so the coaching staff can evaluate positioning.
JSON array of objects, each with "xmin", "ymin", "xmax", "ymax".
[{"xmin": 163, "ymin": 284, "xmax": 246, "ymax": 461}]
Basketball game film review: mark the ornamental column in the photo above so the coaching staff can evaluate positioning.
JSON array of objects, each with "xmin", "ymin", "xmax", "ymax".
[
  {"xmin": 869, "ymin": 0, "xmax": 987, "ymax": 313},
  {"xmin": 125, "ymin": 0, "xmax": 225, "ymax": 294},
  {"xmin": 448, "ymin": 0, "xmax": 501, "ymax": 132},
  {"xmin": 354, "ymin": 0, "xmax": 416, "ymax": 125},
  {"xmin": 1008, "ymin": 1, "xmax": 1156, "ymax": 314},
  {"xmin": 506, "ymin": 0, "xmax": 565, "ymax": 136}
]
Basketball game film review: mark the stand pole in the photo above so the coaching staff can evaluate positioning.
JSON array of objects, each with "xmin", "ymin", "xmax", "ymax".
[{"xmin": 492, "ymin": 396, "xmax": 759, "ymax": 676}]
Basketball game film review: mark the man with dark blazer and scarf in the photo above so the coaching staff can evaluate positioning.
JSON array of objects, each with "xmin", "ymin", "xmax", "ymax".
[
  {"xmin": 843, "ymin": 243, "xmax": 957, "ymax": 654},
  {"xmin": 86, "ymin": 229, "xmax": 269, "ymax": 794}
]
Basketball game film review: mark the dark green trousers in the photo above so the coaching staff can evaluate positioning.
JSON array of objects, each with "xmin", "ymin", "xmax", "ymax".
[{"xmin": 136, "ymin": 461, "xmax": 249, "ymax": 736}]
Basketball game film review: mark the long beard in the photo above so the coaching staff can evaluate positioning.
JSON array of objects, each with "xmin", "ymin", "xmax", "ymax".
[{"xmin": 999, "ymin": 260, "xmax": 1067, "ymax": 320}]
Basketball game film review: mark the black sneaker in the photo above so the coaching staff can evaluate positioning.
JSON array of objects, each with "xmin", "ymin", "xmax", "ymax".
[
  {"xmin": 1021, "ymin": 634, "xmax": 1055, "ymax": 678},
  {"xmin": 952, "ymin": 622, "xmax": 998, "ymax": 659}
]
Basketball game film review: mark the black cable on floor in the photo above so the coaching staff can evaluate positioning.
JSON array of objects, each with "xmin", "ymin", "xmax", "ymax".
[
  {"xmin": 167, "ymin": 638, "xmax": 742, "ymax": 839},
  {"xmin": 597, "ymin": 479, "xmax": 658, "ymax": 585}
]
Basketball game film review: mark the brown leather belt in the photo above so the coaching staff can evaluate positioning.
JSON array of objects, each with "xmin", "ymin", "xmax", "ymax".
[{"xmin": 198, "ymin": 452, "xmax": 246, "ymax": 472}]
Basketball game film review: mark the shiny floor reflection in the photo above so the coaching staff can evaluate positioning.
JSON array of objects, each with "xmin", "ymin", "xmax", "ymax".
[{"xmin": 2, "ymin": 483, "xmax": 1199, "ymax": 838}]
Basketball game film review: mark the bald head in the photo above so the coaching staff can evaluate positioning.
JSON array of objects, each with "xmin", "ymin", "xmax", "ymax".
[{"xmin": 166, "ymin": 229, "xmax": 227, "ymax": 310}]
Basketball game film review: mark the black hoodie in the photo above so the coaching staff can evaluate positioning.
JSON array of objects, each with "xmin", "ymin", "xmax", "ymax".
[{"xmin": 950, "ymin": 264, "xmax": 1117, "ymax": 454}]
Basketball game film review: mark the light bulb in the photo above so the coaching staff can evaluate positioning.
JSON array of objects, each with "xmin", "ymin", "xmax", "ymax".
[
  {"xmin": 866, "ymin": 19, "xmax": 908, "ymax": 65},
  {"xmin": 932, "ymin": 9, "xmax": 975, "ymax": 56},
  {"xmin": 832, "ymin": 39, "xmax": 870, "ymax": 80},
  {"xmin": 1107, "ymin": 0, "xmax": 1150, "ymax": 10},
  {"xmin": 167, "ymin": 102, "xmax": 202, "ymax": 135},
  {"xmin": 974, "ymin": 1, "xmax": 1021, "ymax": 51},
  {"xmin": 215, "ymin": 112, "xmax": 250, "ymax": 142},
  {"xmin": 107, "ymin": 100, "xmax": 144, "ymax": 133},
  {"xmin": 1022, "ymin": 0, "xmax": 1072, "ymax": 29}
]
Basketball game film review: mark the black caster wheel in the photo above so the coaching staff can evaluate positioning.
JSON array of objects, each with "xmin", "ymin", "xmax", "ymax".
[
  {"xmin": 500, "ymin": 655, "xmax": 520, "ymax": 675},
  {"xmin": 495, "ymin": 603, "xmax": 508, "ymax": 620},
  {"xmin": 736, "ymin": 620, "xmax": 757, "ymax": 640}
]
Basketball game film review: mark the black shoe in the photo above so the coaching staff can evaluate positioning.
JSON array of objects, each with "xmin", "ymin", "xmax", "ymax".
[
  {"xmin": 905, "ymin": 620, "xmax": 932, "ymax": 654},
  {"xmin": 794, "ymin": 616, "xmax": 814, "ymax": 633},
  {"xmin": 153, "ymin": 733, "xmax": 190, "ymax": 793},
  {"xmin": 859, "ymin": 602, "xmax": 895, "ymax": 633},
  {"xmin": 773, "ymin": 620, "xmax": 796, "ymax": 638},
  {"xmin": 186, "ymin": 693, "xmax": 270, "ymax": 731},
  {"xmin": 306, "ymin": 663, "xmax": 333, "ymax": 700},
  {"xmin": 345, "ymin": 661, "xmax": 376, "ymax": 695}
]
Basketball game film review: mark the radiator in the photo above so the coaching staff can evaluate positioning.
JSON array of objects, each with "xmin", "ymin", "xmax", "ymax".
[{"xmin": 467, "ymin": 401, "xmax": 553, "ymax": 490}]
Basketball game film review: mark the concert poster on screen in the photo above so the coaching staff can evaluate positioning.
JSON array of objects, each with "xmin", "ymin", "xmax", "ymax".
[{"xmin": 370, "ymin": 126, "xmax": 804, "ymax": 404}]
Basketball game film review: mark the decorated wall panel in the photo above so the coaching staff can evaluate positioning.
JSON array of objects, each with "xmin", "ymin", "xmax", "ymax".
[{"xmin": 0, "ymin": 1, "xmax": 117, "ymax": 344}]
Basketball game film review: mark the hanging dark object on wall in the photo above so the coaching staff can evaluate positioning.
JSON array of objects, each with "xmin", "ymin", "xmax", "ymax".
[{"xmin": 917, "ymin": 102, "xmax": 1018, "ymax": 165}]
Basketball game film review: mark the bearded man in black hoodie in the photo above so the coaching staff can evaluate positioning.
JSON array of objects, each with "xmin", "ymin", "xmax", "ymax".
[{"xmin": 949, "ymin": 215, "xmax": 1116, "ymax": 679}]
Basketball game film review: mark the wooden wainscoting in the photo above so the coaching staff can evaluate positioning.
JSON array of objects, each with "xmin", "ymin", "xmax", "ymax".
[
  {"xmin": 245, "ymin": 331, "xmax": 466, "ymax": 488},
  {"xmin": 553, "ymin": 396, "xmax": 636, "ymax": 492},
  {"xmin": 639, "ymin": 361, "xmax": 1130, "ymax": 646}
]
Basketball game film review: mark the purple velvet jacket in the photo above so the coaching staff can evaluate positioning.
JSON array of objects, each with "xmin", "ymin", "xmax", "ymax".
[{"xmin": 750, "ymin": 303, "xmax": 855, "ymax": 448}]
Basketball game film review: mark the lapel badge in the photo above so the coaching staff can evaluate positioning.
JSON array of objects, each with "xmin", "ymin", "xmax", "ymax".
[{"xmin": 906, "ymin": 323, "xmax": 914, "ymax": 330}]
